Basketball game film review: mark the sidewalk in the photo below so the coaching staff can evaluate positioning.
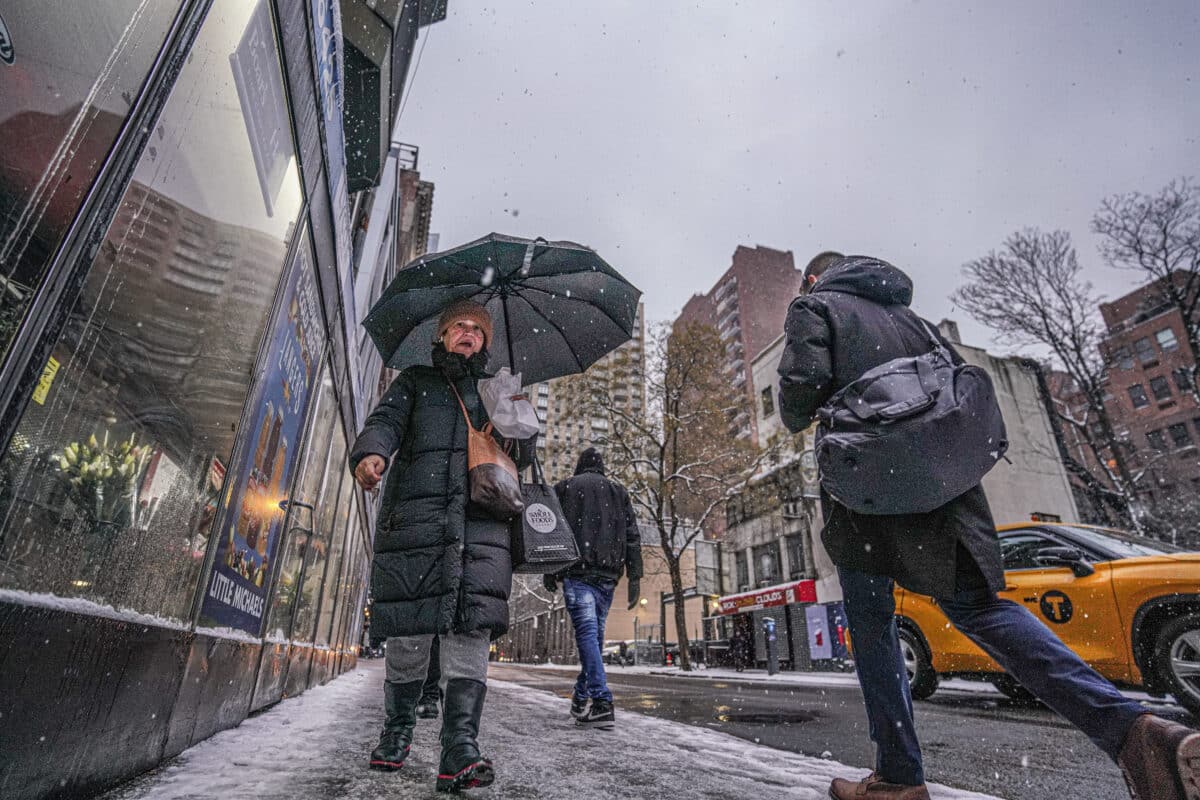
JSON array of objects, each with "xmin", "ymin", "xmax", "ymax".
[{"xmin": 101, "ymin": 660, "xmax": 1005, "ymax": 800}]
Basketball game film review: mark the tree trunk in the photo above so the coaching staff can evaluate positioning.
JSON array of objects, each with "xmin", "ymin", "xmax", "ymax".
[{"xmin": 667, "ymin": 554, "xmax": 692, "ymax": 671}]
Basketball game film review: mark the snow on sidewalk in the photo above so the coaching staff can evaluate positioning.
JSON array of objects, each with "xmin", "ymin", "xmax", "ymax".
[{"xmin": 101, "ymin": 660, "xmax": 1006, "ymax": 800}]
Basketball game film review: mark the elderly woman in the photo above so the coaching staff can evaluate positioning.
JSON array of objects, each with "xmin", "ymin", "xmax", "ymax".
[{"xmin": 350, "ymin": 299, "xmax": 535, "ymax": 793}]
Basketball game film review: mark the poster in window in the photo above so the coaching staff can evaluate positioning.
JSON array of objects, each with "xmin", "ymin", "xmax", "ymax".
[{"xmin": 200, "ymin": 243, "xmax": 323, "ymax": 633}]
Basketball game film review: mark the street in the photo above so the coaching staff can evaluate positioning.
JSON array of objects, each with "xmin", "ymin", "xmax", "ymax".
[{"xmin": 489, "ymin": 664, "xmax": 1193, "ymax": 800}]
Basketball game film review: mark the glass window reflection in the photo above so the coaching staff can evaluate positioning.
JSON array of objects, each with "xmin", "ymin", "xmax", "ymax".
[
  {"xmin": 0, "ymin": 0, "xmax": 303, "ymax": 621},
  {"xmin": 0, "ymin": 0, "xmax": 181, "ymax": 362},
  {"xmin": 291, "ymin": 421, "xmax": 348, "ymax": 644}
]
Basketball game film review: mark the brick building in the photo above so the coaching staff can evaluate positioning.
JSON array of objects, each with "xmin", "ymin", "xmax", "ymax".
[
  {"xmin": 674, "ymin": 245, "xmax": 802, "ymax": 444},
  {"xmin": 1051, "ymin": 273, "xmax": 1200, "ymax": 538}
]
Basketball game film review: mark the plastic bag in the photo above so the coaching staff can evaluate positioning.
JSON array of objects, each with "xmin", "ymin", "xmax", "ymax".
[{"xmin": 479, "ymin": 368, "xmax": 540, "ymax": 439}]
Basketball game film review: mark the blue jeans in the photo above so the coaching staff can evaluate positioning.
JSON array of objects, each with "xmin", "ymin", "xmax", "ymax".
[
  {"xmin": 563, "ymin": 577, "xmax": 616, "ymax": 703},
  {"xmin": 839, "ymin": 566, "xmax": 1147, "ymax": 786}
]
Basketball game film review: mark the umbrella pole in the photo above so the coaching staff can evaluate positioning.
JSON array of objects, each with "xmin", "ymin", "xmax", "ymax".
[{"xmin": 501, "ymin": 292, "xmax": 516, "ymax": 375}]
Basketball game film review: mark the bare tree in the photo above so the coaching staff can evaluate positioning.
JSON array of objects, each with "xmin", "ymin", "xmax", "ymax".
[
  {"xmin": 555, "ymin": 321, "xmax": 777, "ymax": 670},
  {"xmin": 953, "ymin": 228, "xmax": 1148, "ymax": 530},
  {"xmin": 1092, "ymin": 177, "xmax": 1200, "ymax": 403}
]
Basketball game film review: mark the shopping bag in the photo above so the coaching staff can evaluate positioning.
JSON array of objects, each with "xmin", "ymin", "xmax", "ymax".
[
  {"xmin": 449, "ymin": 383, "xmax": 523, "ymax": 520},
  {"xmin": 479, "ymin": 368, "xmax": 540, "ymax": 439},
  {"xmin": 511, "ymin": 456, "xmax": 580, "ymax": 574}
]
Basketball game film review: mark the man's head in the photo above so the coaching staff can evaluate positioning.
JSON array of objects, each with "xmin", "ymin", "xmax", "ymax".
[
  {"xmin": 574, "ymin": 447, "xmax": 605, "ymax": 476},
  {"xmin": 802, "ymin": 250, "xmax": 845, "ymax": 293},
  {"xmin": 437, "ymin": 299, "xmax": 493, "ymax": 356}
]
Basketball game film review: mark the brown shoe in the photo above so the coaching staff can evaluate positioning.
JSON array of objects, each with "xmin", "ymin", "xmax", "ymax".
[
  {"xmin": 828, "ymin": 772, "xmax": 931, "ymax": 800},
  {"xmin": 1117, "ymin": 713, "xmax": 1200, "ymax": 800}
]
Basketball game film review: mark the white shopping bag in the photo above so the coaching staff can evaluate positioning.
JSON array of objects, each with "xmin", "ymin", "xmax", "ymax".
[{"xmin": 478, "ymin": 368, "xmax": 540, "ymax": 439}]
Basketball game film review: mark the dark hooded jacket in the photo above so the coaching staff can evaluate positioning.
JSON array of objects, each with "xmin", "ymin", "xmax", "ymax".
[
  {"xmin": 552, "ymin": 449, "xmax": 643, "ymax": 583},
  {"xmin": 776, "ymin": 256, "xmax": 1004, "ymax": 599},
  {"xmin": 348, "ymin": 345, "xmax": 536, "ymax": 641}
]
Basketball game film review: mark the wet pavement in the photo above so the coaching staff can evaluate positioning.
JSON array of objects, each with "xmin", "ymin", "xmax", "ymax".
[{"xmin": 489, "ymin": 664, "xmax": 1192, "ymax": 800}]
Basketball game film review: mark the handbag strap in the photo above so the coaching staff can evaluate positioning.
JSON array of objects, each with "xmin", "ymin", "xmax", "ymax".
[{"xmin": 447, "ymin": 379, "xmax": 513, "ymax": 454}]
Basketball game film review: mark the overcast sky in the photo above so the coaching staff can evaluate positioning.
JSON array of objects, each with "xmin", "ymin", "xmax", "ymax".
[{"xmin": 398, "ymin": 0, "xmax": 1198, "ymax": 354}]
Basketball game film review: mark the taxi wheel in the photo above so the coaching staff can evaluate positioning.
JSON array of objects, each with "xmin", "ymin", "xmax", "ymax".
[
  {"xmin": 898, "ymin": 627, "xmax": 939, "ymax": 700},
  {"xmin": 1154, "ymin": 612, "xmax": 1200, "ymax": 718},
  {"xmin": 990, "ymin": 674, "xmax": 1037, "ymax": 703}
]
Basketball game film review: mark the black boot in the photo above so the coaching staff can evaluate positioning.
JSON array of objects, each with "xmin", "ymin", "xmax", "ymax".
[
  {"xmin": 436, "ymin": 679, "xmax": 494, "ymax": 793},
  {"xmin": 369, "ymin": 679, "xmax": 423, "ymax": 771},
  {"xmin": 416, "ymin": 687, "xmax": 441, "ymax": 719}
]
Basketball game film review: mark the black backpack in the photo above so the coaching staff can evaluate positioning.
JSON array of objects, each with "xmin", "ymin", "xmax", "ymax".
[{"xmin": 814, "ymin": 321, "xmax": 1008, "ymax": 515}]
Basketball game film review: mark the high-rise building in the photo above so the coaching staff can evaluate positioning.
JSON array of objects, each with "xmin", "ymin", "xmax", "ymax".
[
  {"xmin": 673, "ymin": 245, "xmax": 802, "ymax": 444},
  {"xmin": 534, "ymin": 302, "xmax": 645, "ymax": 481}
]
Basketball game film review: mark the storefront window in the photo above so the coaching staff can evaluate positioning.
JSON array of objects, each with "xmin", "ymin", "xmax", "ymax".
[
  {"xmin": 291, "ymin": 422, "xmax": 348, "ymax": 643},
  {"xmin": 329, "ymin": 500, "xmax": 365, "ymax": 651},
  {"xmin": 0, "ymin": 0, "xmax": 181, "ymax": 361},
  {"xmin": 263, "ymin": 371, "xmax": 337, "ymax": 642},
  {"xmin": 0, "ymin": 0, "xmax": 303, "ymax": 622},
  {"xmin": 315, "ymin": 478, "xmax": 355, "ymax": 646}
]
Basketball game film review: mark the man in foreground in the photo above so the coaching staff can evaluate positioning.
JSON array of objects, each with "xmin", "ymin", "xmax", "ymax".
[{"xmin": 777, "ymin": 251, "xmax": 1200, "ymax": 800}]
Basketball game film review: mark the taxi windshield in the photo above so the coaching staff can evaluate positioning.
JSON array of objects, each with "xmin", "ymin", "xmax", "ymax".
[{"xmin": 1054, "ymin": 525, "xmax": 1185, "ymax": 558}]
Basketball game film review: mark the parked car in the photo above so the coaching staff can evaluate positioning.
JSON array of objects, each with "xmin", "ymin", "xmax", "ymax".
[
  {"xmin": 891, "ymin": 523, "xmax": 1200, "ymax": 715},
  {"xmin": 602, "ymin": 640, "xmax": 633, "ymax": 666}
]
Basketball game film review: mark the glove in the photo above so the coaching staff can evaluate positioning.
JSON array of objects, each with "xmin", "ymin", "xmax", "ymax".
[
  {"xmin": 542, "ymin": 574, "xmax": 558, "ymax": 593},
  {"xmin": 626, "ymin": 578, "xmax": 641, "ymax": 610}
]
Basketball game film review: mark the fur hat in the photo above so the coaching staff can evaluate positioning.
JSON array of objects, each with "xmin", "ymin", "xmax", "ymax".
[{"xmin": 437, "ymin": 299, "xmax": 493, "ymax": 349}]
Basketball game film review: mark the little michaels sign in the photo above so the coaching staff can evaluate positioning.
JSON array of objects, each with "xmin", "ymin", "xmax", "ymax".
[{"xmin": 717, "ymin": 579, "xmax": 816, "ymax": 615}]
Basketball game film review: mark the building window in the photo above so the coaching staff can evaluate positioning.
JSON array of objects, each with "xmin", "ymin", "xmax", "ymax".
[
  {"xmin": 761, "ymin": 387, "xmax": 775, "ymax": 417},
  {"xmin": 1150, "ymin": 375, "xmax": 1173, "ymax": 402},
  {"xmin": 785, "ymin": 534, "xmax": 807, "ymax": 580},
  {"xmin": 1110, "ymin": 346, "xmax": 1134, "ymax": 371},
  {"xmin": 0, "ymin": 3, "xmax": 182, "ymax": 363},
  {"xmin": 0, "ymin": 2, "xmax": 303, "ymax": 623},
  {"xmin": 1128, "ymin": 384, "xmax": 1150, "ymax": 408},
  {"xmin": 1147, "ymin": 430, "xmax": 1168, "ymax": 451},
  {"xmin": 1169, "ymin": 423, "xmax": 1193, "ymax": 449},
  {"xmin": 735, "ymin": 551, "xmax": 749, "ymax": 591},
  {"xmin": 1156, "ymin": 328, "xmax": 1180, "ymax": 352},
  {"xmin": 752, "ymin": 542, "xmax": 782, "ymax": 587},
  {"xmin": 1134, "ymin": 337, "xmax": 1158, "ymax": 366}
]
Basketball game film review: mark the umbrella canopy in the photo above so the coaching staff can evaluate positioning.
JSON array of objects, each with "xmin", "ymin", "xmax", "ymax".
[{"xmin": 363, "ymin": 233, "xmax": 642, "ymax": 385}]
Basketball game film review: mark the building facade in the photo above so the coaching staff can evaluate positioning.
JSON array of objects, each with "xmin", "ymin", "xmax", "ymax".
[
  {"xmin": 535, "ymin": 302, "xmax": 645, "ymax": 482},
  {"xmin": 0, "ymin": 2, "xmax": 445, "ymax": 797},
  {"xmin": 674, "ymin": 245, "xmax": 801, "ymax": 443},
  {"xmin": 1053, "ymin": 274, "xmax": 1200, "ymax": 541}
]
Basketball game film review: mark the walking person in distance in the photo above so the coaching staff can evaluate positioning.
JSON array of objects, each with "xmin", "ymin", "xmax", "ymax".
[{"xmin": 543, "ymin": 447, "xmax": 643, "ymax": 731}]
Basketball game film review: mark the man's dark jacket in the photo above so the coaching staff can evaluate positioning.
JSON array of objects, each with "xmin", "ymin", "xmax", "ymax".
[
  {"xmin": 348, "ymin": 346, "xmax": 536, "ymax": 641},
  {"xmin": 552, "ymin": 449, "xmax": 643, "ymax": 583},
  {"xmin": 776, "ymin": 256, "xmax": 1003, "ymax": 599}
]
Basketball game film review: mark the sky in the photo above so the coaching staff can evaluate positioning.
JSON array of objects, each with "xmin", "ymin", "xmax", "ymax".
[{"xmin": 397, "ymin": 0, "xmax": 1199, "ymax": 354}]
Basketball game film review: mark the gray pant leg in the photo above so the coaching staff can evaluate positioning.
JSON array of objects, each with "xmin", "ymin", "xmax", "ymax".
[
  {"xmin": 385, "ymin": 634, "xmax": 435, "ymax": 684},
  {"xmin": 438, "ymin": 630, "xmax": 491, "ymax": 691}
]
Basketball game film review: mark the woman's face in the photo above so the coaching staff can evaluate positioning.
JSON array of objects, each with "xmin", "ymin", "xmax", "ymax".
[{"xmin": 443, "ymin": 318, "xmax": 485, "ymax": 357}]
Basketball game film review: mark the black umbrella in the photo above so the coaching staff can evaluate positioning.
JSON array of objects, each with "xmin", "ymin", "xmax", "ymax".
[{"xmin": 363, "ymin": 233, "xmax": 642, "ymax": 385}]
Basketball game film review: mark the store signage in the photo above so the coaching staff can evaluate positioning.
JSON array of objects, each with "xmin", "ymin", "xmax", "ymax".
[
  {"xmin": 32, "ymin": 357, "xmax": 60, "ymax": 404},
  {"xmin": 231, "ymin": 0, "xmax": 292, "ymax": 216},
  {"xmin": 716, "ymin": 579, "xmax": 816, "ymax": 615},
  {"xmin": 310, "ymin": 0, "xmax": 354, "ymax": 290},
  {"xmin": 200, "ymin": 245, "xmax": 324, "ymax": 634}
]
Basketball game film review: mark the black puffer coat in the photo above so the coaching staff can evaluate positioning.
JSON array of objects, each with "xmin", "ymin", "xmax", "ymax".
[
  {"xmin": 552, "ymin": 449, "xmax": 643, "ymax": 583},
  {"xmin": 776, "ymin": 256, "xmax": 1004, "ymax": 599},
  {"xmin": 349, "ymin": 346, "xmax": 536, "ymax": 640}
]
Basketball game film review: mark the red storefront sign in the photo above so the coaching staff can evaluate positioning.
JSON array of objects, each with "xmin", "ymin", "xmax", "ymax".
[{"xmin": 717, "ymin": 579, "xmax": 817, "ymax": 615}]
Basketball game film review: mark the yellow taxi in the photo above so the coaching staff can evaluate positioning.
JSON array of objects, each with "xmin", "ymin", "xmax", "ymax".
[{"xmin": 894, "ymin": 522, "xmax": 1200, "ymax": 715}]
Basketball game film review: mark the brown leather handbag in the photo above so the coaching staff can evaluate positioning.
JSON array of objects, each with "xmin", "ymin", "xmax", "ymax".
[{"xmin": 449, "ymin": 383, "xmax": 524, "ymax": 520}]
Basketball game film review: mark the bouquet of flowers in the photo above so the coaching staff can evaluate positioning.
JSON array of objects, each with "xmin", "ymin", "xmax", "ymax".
[{"xmin": 56, "ymin": 431, "xmax": 151, "ymax": 525}]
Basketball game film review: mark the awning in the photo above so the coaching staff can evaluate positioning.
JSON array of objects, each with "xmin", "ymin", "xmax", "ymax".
[{"xmin": 716, "ymin": 579, "xmax": 816, "ymax": 616}]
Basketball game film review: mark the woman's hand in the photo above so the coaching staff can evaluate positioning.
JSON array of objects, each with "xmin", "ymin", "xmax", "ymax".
[{"xmin": 355, "ymin": 455, "xmax": 386, "ymax": 490}]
